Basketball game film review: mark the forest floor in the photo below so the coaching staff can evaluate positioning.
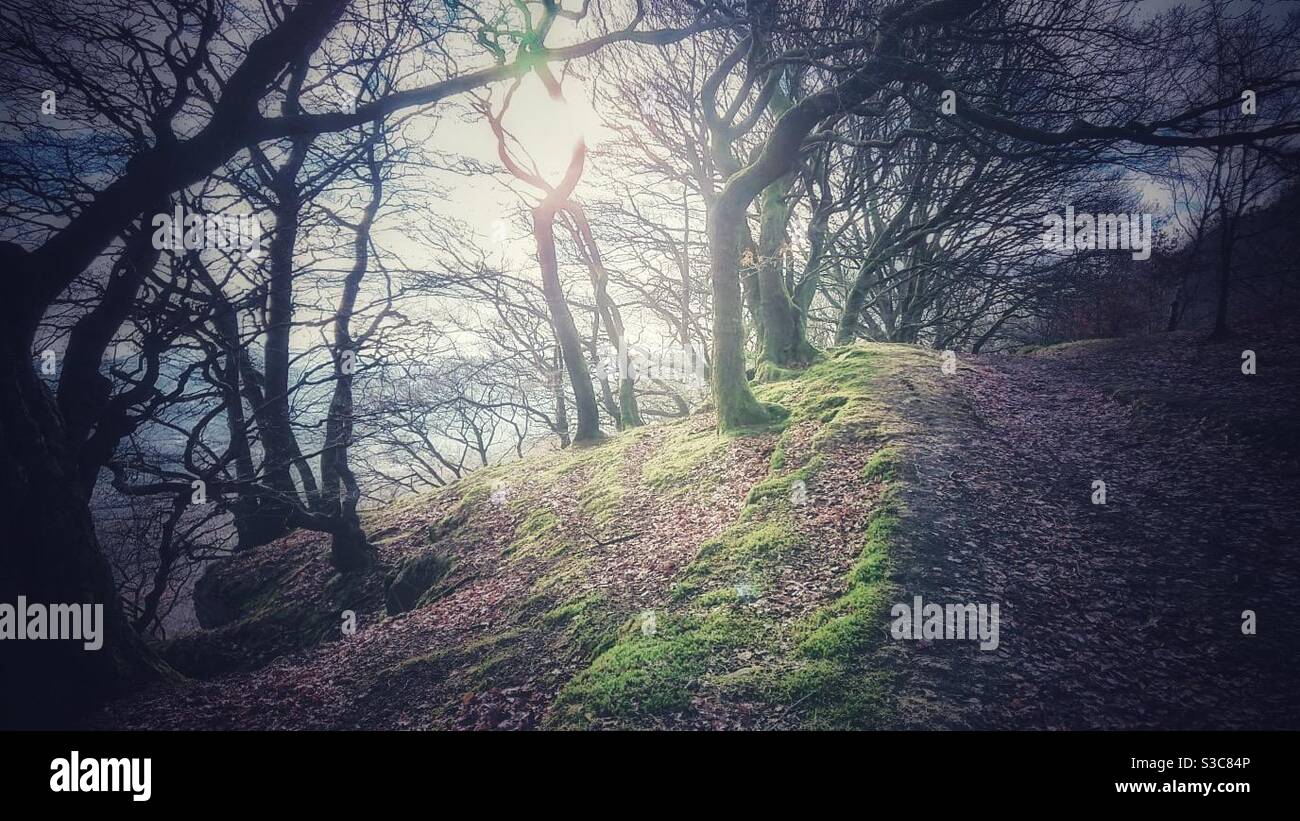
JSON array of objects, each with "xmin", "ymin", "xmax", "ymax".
[{"xmin": 98, "ymin": 332, "xmax": 1300, "ymax": 730}]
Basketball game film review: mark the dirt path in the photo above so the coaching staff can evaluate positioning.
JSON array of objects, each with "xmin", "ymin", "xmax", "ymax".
[{"xmin": 889, "ymin": 334, "xmax": 1300, "ymax": 729}]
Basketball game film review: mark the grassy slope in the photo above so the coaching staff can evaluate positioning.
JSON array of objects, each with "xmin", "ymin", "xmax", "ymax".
[
  {"xmin": 108, "ymin": 342, "xmax": 956, "ymax": 730},
  {"xmin": 550, "ymin": 346, "xmax": 912, "ymax": 729}
]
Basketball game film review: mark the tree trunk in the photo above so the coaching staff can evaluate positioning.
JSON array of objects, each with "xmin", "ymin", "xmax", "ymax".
[
  {"xmin": 58, "ymin": 210, "xmax": 164, "ymax": 494},
  {"xmin": 534, "ymin": 207, "xmax": 602, "ymax": 443},
  {"xmin": 1, "ymin": 246, "xmax": 171, "ymax": 727},
  {"xmin": 836, "ymin": 261, "xmax": 876, "ymax": 346},
  {"xmin": 319, "ymin": 146, "xmax": 382, "ymax": 573},
  {"xmin": 1165, "ymin": 296, "xmax": 1181, "ymax": 332},
  {"xmin": 1209, "ymin": 215, "xmax": 1235, "ymax": 340},
  {"xmin": 708, "ymin": 199, "xmax": 777, "ymax": 429},
  {"xmin": 260, "ymin": 137, "xmax": 322, "ymax": 512},
  {"xmin": 617, "ymin": 377, "xmax": 644, "ymax": 428},
  {"xmin": 567, "ymin": 202, "xmax": 642, "ymax": 429},
  {"xmin": 132, "ymin": 495, "xmax": 187, "ymax": 634},
  {"xmin": 209, "ymin": 284, "xmax": 287, "ymax": 551},
  {"xmin": 755, "ymin": 175, "xmax": 817, "ymax": 374},
  {"xmin": 550, "ymin": 347, "xmax": 572, "ymax": 448}
]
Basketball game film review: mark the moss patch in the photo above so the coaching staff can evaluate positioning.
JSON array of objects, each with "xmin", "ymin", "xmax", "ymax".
[
  {"xmin": 384, "ymin": 551, "xmax": 454, "ymax": 615},
  {"xmin": 862, "ymin": 447, "xmax": 900, "ymax": 483},
  {"xmin": 742, "ymin": 455, "xmax": 824, "ymax": 510},
  {"xmin": 670, "ymin": 518, "xmax": 802, "ymax": 601},
  {"xmin": 163, "ymin": 567, "xmax": 376, "ymax": 679},
  {"xmin": 569, "ymin": 434, "xmax": 646, "ymax": 526},
  {"xmin": 639, "ymin": 425, "xmax": 731, "ymax": 497},
  {"xmin": 549, "ymin": 609, "xmax": 762, "ymax": 727},
  {"xmin": 508, "ymin": 508, "xmax": 561, "ymax": 557},
  {"xmin": 542, "ymin": 594, "xmax": 620, "ymax": 663}
]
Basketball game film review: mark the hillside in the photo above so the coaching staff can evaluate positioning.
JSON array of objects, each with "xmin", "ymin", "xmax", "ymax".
[{"xmin": 98, "ymin": 336, "xmax": 1300, "ymax": 730}]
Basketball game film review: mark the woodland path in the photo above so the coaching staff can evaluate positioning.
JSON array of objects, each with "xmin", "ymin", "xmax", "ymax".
[{"xmin": 889, "ymin": 334, "xmax": 1300, "ymax": 729}]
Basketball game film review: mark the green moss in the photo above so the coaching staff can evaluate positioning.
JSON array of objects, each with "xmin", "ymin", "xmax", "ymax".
[
  {"xmin": 695, "ymin": 586, "xmax": 740, "ymax": 608},
  {"xmin": 549, "ymin": 609, "xmax": 761, "ymax": 727},
  {"xmin": 783, "ymin": 662, "xmax": 894, "ymax": 728},
  {"xmin": 161, "ymin": 592, "xmax": 341, "ymax": 678},
  {"xmin": 670, "ymin": 518, "xmax": 801, "ymax": 601},
  {"xmin": 784, "ymin": 347, "xmax": 878, "ymax": 400},
  {"xmin": 167, "ymin": 559, "xmax": 376, "ymax": 679},
  {"xmin": 743, "ymin": 455, "xmax": 824, "ymax": 509},
  {"xmin": 428, "ymin": 508, "xmax": 469, "ymax": 544},
  {"xmin": 707, "ymin": 657, "xmax": 891, "ymax": 727},
  {"xmin": 359, "ymin": 484, "xmax": 450, "ymax": 529},
  {"xmin": 532, "ymin": 428, "xmax": 644, "ymax": 484},
  {"xmin": 640, "ymin": 426, "xmax": 730, "ymax": 495},
  {"xmin": 517, "ymin": 590, "xmax": 555, "ymax": 618},
  {"xmin": 470, "ymin": 647, "xmax": 525, "ymax": 684},
  {"xmin": 568, "ymin": 434, "xmax": 645, "ymax": 526},
  {"xmin": 1024, "ymin": 337, "xmax": 1116, "ymax": 357},
  {"xmin": 577, "ymin": 475, "xmax": 623, "ymax": 525},
  {"xmin": 526, "ymin": 556, "xmax": 595, "ymax": 601},
  {"xmin": 796, "ymin": 500, "xmax": 900, "ymax": 661},
  {"xmin": 464, "ymin": 628, "xmax": 526, "ymax": 655},
  {"xmin": 385, "ymin": 551, "xmax": 455, "ymax": 614},
  {"xmin": 543, "ymin": 594, "xmax": 618, "ymax": 663},
  {"xmin": 753, "ymin": 361, "xmax": 806, "ymax": 384},
  {"xmin": 808, "ymin": 394, "xmax": 851, "ymax": 422},
  {"xmin": 542, "ymin": 596, "xmax": 598, "ymax": 627},
  {"xmin": 508, "ymin": 508, "xmax": 560, "ymax": 556},
  {"xmin": 796, "ymin": 580, "xmax": 892, "ymax": 660},
  {"xmin": 751, "ymin": 347, "xmax": 880, "ymax": 444},
  {"xmin": 768, "ymin": 439, "xmax": 787, "ymax": 472},
  {"xmin": 383, "ymin": 648, "xmax": 454, "ymax": 679},
  {"xmin": 862, "ymin": 447, "xmax": 900, "ymax": 483}
]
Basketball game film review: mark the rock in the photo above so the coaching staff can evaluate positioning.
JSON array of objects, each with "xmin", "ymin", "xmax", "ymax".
[
  {"xmin": 428, "ymin": 509, "xmax": 468, "ymax": 544},
  {"xmin": 193, "ymin": 557, "xmax": 281, "ymax": 629},
  {"xmin": 384, "ymin": 552, "xmax": 454, "ymax": 615}
]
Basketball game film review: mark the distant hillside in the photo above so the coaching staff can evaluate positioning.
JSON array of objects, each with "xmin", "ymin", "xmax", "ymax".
[{"xmin": 1164, "ymin": 182, "xmax": 1300, "ymax": 334}]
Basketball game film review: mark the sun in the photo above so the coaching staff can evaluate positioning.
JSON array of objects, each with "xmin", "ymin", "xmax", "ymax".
[{"xmin": 499, "ymin": 72, "xmax": 603, "ymax": 185}]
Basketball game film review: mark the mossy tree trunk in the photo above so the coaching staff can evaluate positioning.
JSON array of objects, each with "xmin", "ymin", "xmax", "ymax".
[
  {"xmin": 705, "ymin": 64, "xmax": 879, "ymax": 428},
  {"xmin": 835, "ymin": 261, "xmax": 875, "ymax": 345},
  {"xmin": 754, "ymin": 174, "xmax": 819, "ymax": 376},
  {"xmin": 708, "ymin": 197, "xmax": 777, "ymax": 428},
  {"xmin": 752, "ymin": 75, "xmax": 819, "ymax": 376},
  {"xmin": 617, "ymin": 377, "xmax": 644, "ymax": 428}
]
